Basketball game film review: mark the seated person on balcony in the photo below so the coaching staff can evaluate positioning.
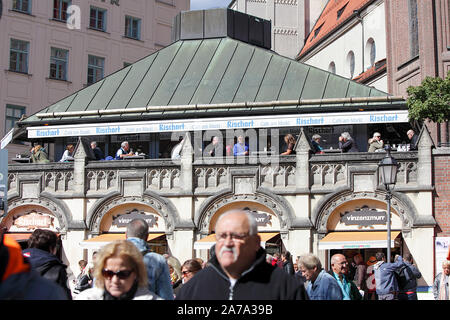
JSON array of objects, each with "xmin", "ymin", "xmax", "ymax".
[
  {"xmin": 59, "ymin": 144, "xmax": 75, "ymax": 162},
  {"xmin": 233, "ymin": 136, "xmax": 249, "ymax": 156},
  {"xmin": 281, "ymin": 134, "xmax": 296, "ymax": 155},
  {"xmin": 368, "ymin": 132, "xmax": 384, "ymax": 152},
  {"xmin": 311, "ymin": 134, "xmax": 324, "ymax": 154},
  {"xmin": 338, "ymin": 132, "xmax": 358, "ymax": 153},
  {"xmin": 115, "ymin": 141, "xmax": 134, "ymax": 160},
  {"xmin": 90, "ymin": 141, "xmax": 104, "ymax": 160},
  {"xmin": 207, "ymin": 136, "xmax": 222, "ymax": 157},
  {"xmin": 30, "ymin": 145, "xmax": 50, "ymax": 164},
  {"xmin": 407, "ymin": 129, "xmax": 419, "ymax": 150}
]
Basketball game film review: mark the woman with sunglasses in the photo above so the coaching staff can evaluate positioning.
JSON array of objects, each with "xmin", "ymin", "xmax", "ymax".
[
  {"xmin": 173, "ymin": 259, "xmax": 203, "ymax": 297},
  {"xmin": 75, "ymin": 241, "xmax": 160, "ymax": 300}
]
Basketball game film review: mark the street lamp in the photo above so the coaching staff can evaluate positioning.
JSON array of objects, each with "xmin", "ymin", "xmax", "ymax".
[{"xmin": 378, "ymin": 145, "xmax": 399, "ymax": 263}]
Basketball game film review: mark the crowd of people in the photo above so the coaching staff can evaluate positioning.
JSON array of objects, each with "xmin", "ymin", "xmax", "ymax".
[{"xmin": 1, "ymin": 208, "xmax": 448, "ymax": 300}]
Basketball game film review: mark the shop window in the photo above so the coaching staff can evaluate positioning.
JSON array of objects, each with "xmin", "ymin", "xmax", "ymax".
[
  {"xmin": 50, "ymin": 47, "xmax": 68, "ymax": 81},
  {"xmin": 125, "ymin": 16, "xmax": 141, "ymax": 40},
  {"xmin": 89, "ymin": 6, "xmax": 107, "ymax": 31},
  {"xmin": 87, "ymin": 55, "xmax": 104, "ymax": 85},
  {"xmin": 12, "ymin": 0, "xmax": 31, "ymax": 14},
  {"xmin": 53, "ymin": 0, "xmax": 70, "ymax": 22},
  {"xmin": 9, "ymin": 38, "xmax": 29, "ymax": 73},
  {"xmin": 5, "ymin": 104, "xmax": 25, "ymax": 133}
]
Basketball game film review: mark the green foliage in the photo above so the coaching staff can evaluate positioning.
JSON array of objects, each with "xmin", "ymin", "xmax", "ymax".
[{"xmin": 406, "ymin": 71, "xmax": 450, "ymax": 123}]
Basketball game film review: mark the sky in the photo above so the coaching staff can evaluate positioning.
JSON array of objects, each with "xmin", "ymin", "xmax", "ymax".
[{"xmin": 190, "ymin": 0, "xmax": 232, "ymax": 10}]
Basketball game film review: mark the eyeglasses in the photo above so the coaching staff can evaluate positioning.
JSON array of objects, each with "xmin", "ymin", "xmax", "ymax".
[
  {"xmin": 182, "ymin": 270, "xmax": 192, "ymax": 276},
  {"xmin": 102, "ymin": 269, "xmax": 133, "ymax": 280},
  {"xmin": 216, "ymin": 232, "xmax": 250, "ymax": 242}
]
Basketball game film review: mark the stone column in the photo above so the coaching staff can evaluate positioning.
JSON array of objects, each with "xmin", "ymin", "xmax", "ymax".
[
  {"xmin": 73, "ymin": 138, "xmax": 88, "ymax": 195},
  {"xmin": 416, "ymin": 126, "xmax": 434, "ymax": 188},
  {"xmin": 180, "ymin": 132, "xmax": 194, "ymax": 194},
  {"xmin": 294, "ymin": 128, "xmax": 312, "ymax": 191}
]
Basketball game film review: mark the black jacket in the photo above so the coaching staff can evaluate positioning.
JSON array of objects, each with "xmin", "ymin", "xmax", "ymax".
[
  {"xmin": 22, "ymin": 248, "xmax": 72, "ymax": 299},
  {"xmin": 283, "ymin": 260, "xmax": 295, "ymax": 275},
  {"xmin": 339, "ymin": 138, "xmax": 359, "ymax": 153},
  {"xmin": 175, "ymin": 247, "xmax": 309, "ymax": 300}
]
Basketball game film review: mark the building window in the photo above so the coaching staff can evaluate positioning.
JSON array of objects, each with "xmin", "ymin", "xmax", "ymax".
[
  {"xmin": 337, "ymin": 2, "xmax": 348, "ymax": 19},
  {"xmin": 90, "ymin": 6, "xmax": 107, "ymax": 31},
  {"xmin": 125, "ymin": 16, "xmax": 141, "ymax": 40},
  {"xmin": 346, "ymin": 51, "xmax": 355, "ymax": 78},
  {"xmin": 5, "ymin": 104, "xmax": 26, "ymax": 133},
  {"xmin": 312, "ymin": 23, "xmax": 324, "ymax": 40},
  {"xmin": 50, "ymin": 47, "xmax": 68, "ymax": 81},
  {"xmin": 53, "ymin": 0, "xmax": 70, "ymax": 21},
  {"xmin": 9, "ymin": 39, "xmax": 29, "ymax": 73},
  {"xmin": 365, "ymin": 38, "xmax": 376, "ymax": 68},
  {"xmin": 87, "ymin": 55, "xmax": 104, "ymax": 85},
  {"xmin": 328, "ymin": 61, "xmax": 336, "ymax": 74},
  {"xmin": 408, "ymin": 0, "xmax": 419, "ymax": 58},
  {"xmin": 12, "ymin": 0, "xmax": 31, "ymax": 13}
]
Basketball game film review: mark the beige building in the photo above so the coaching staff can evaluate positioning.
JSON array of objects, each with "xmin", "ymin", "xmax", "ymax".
[{"xmin": 0, "ymin": 0, "xmax": 189, "ymax": 160}]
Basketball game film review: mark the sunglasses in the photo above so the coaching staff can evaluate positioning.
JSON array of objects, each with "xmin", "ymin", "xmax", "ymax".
[
  {"xmin": 102, "ymin": 269, "xmax": 133, "ymax": 280},
  {"xmin": 182, "ymin": 270, "xmax": 192, "ymax": 276}
]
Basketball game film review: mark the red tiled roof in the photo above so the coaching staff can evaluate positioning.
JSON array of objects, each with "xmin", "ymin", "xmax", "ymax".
[
  {"xmin": 353, "ymin": 58, "xmax": 386, "ymax": 83},
  {"xmin": 297, "ymin": 0, "xmax": 373, "ymax": 59}
]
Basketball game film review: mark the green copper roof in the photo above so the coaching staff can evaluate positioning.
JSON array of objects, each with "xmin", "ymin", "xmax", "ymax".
[{"xmin": 22, "ymin": 37, "xmax": 404, "ymax": 125}]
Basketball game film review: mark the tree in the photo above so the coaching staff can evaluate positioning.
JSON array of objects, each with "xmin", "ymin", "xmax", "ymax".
[{"xmin": 406, "ymin": 71, "xmax": 450, "ymax": 123}]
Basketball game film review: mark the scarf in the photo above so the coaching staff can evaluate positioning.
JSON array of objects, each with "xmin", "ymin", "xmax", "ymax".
[
  {"xmin": 103, "ymin": 281, "xmax": 138, "ymax": 300},
  {"xmin": 438, "ymin": 273, "xmax": 449, "ymax": 300}
]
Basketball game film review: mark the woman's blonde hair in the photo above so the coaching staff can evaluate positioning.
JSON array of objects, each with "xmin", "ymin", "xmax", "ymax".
[
  {"xmin": 284, "ymin": 134, "xmax": 296, "ymax": 145},
  {"xmin": 93, "ymin": 240, "xmax": 147, "ymax": 288}
]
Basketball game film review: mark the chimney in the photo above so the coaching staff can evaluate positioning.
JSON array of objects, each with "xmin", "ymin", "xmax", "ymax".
[{"xmin": 172, "ymin": 8, "xmax": 271, "ymax": 50}]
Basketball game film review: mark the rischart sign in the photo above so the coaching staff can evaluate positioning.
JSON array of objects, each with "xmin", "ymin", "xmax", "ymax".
[{"xmin": 340, "ymin": 209, "xmax": 386, "ymax": 227}]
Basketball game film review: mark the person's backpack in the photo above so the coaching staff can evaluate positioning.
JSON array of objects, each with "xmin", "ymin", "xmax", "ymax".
[{"xmin": 395, "ymin": 265, "xmax": 412, "ymax": 290}]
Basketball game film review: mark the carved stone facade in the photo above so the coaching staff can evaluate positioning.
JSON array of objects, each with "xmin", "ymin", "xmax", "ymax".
[{"xmin": 1, "ymin": 129, "xmax": 437, "ymax": 289}]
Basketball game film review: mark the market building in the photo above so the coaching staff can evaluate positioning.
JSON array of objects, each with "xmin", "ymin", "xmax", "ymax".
[{"xmin": 0, "ymin": 8, "xmax": 437, "ymax": 298}]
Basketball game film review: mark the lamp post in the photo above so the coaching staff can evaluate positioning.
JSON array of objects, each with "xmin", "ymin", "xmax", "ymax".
[{"xmin": 378, "ymin": 145, "xmax": 398, "ymax": 263}]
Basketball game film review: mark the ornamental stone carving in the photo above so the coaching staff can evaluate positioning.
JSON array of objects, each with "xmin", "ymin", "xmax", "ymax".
[
  {"xmin": 45, "ymin": 171, "xmax": 74, "ymax": 192},
  {"xmin": 197, "ymin": 192, "xmax": 291, "ymax": 235},
  {"xmin": 260, "ymin": 165, "xmax": 296, "ymax": 188},
  {"xmin": 314, "ymin": 190, "xmax": 414, "ymax": 234},
  {"xmin": 147, "ymin": 168, "xmax": 180, "ymax": 191},
  {"xmin": 88, "ymin": 194, "xmax": 177, "ymax": 235},
  {"xmin": 87, "ymin": 170, "xmax": 117, "ymax": 191}
]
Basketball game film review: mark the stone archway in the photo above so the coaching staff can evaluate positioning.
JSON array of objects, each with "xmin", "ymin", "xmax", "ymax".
[
  {"xmin": 2, "ymin": 195, "xmax": 72, "ymax": 234},
  {"xmin": 195, "ymin": 189, "xmax": 295, "ymax": 236},
  {"xmin": 86, "ymin": 191, "xmax": 180, "ymax": 238},
  {"xmin": 312, "ymin": 189, "xmax": 419, "ymax": 236}
]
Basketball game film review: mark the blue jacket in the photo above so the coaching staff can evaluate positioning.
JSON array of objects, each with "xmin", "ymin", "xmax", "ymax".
[
  {"xmin": 127, "ymin": 237, "xmax": 174, "ymax": 300},
  {"xmin": 307, "ymin": 269, "xmax": 343, "ymax": 300},
  {"xmin": 373, "ymin": 255, "xmax": 404, "ymax": 295}
]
